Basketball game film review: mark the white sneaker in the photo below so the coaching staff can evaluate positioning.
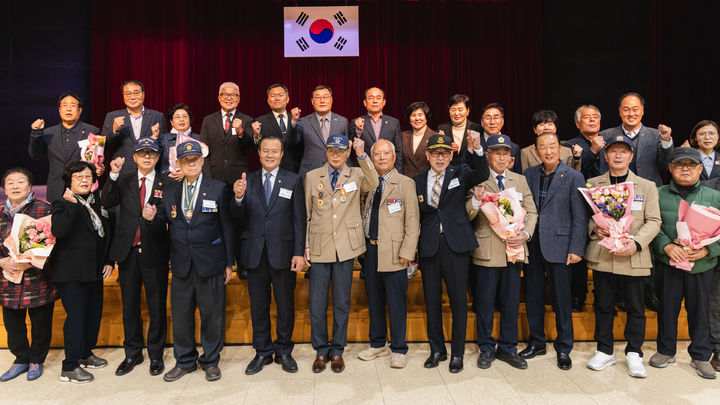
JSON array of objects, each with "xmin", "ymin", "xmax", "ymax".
[
  {"xmin": 587, "ymin": 350, "xmax": 616, "ymax": 371},
  {"xmin": 626, "ymin": 352, "xmax": 647, "ymax": 378},
  {"xmin": 357, "ymin": 346, "xmax": 390, "ymax": 361}
]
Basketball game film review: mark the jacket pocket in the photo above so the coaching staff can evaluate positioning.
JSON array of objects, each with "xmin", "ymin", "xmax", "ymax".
[
  {"xmin": 346, "ymin": 220, "xmax": 363, "ymax": 250},
  {"xmin": 391, "ymin": 234, "xmax": 403, "ymax": 264},
  {"xmin": 309, "ymin": 232, "xmax": 322, "ymax": 256},
  {"xmin": 630, "ymin": 249, "xmax": 653, "ymax": 268}
]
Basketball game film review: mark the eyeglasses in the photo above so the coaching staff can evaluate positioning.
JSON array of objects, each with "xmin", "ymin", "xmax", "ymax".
[
  {"xmin": 123, "ymin": 90, "xmax": 143, "ymax": 97},
  {"xmin": 313, "ymin": 95, "xmax": 331, "ymax": 101},
  {"xmin": 326, "ymin": 148, "xmax": 346, "ymax": 155},
  {"xmin": 72, "ymin": 174, "xmax": 93, "ymax": 181},
  {"xmin": 697, "ymin": 131, "xmax": 719, "ymax": 138},
  {"xmin": 219, "ymin": 93, "xmax": 239, "ymax": 100},
  {"xmin": 60, "ymin": 103, "xmax": 79, "ymax": 108},
  {"xmin": 671, "ymin": 162, "xmax": 700, "ymax": 170},
  {"xmin": 429, "ymin": 150, "xmax": 451, "ymax": 158},
  {"xmin": 136, "ymin": 150, "xmax": 159, "ymax": 158}
]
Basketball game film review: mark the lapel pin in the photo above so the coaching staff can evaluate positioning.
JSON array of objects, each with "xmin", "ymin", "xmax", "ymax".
[
  {"xmin": 203, "ymin": 193, "xmax": 206, "ymax": 196},
  {"xmin": 317, "ymin": 183, "xmax": 323, "ymax": 190},
  {"xmin": 278, "ymin": 179, "xmax": 282, "ymax": 183}
]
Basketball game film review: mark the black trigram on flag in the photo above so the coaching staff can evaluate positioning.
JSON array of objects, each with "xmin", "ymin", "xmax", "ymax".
[
  {"xmin": 296, "ymin": 11, "xmax": 309, "ymax": 26},
  {"xmin": 334, "ymin": 36, "xmax": 347, "ymax": 50},
  {"xmin": 296, "ymin": 37, "xmax": 310, "ymax": 51},
  {"xmin": 333, "ymin": 11, "xmax": 347, "ymax": 26}
]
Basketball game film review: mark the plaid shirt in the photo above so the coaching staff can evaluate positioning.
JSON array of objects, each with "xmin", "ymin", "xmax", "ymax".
[
  {"xmin": 537, "ymin": 165, "xmax": 557, "ymax": 210},
  {"xmin": 0, "ymin": 199, "xmax": 59, "ymax": 309}
]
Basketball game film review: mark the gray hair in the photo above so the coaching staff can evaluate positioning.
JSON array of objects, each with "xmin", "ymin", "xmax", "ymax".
[
  {"xmin": 370, "ymin": 139, "xmax": 396, "ymax": 155},
  {"xmin": 574, "ymin": 105, "xmax": 601, "ymax": 122},
  {"xmin": 218, "ymin": 82, "xmax": 240, "ymax": 94}
]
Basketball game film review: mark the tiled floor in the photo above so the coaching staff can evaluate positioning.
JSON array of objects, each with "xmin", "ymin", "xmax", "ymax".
[{"xmin": 0, "ymin": 341, "xmax": 718, "ymax": 404}]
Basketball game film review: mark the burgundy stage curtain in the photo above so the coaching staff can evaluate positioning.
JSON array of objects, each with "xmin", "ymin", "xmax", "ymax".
[{"xmin": 90, "ymin": 0, "xmax": 541, "ymax": 170}]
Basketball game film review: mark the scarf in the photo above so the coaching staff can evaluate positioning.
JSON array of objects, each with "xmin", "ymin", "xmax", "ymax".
[
  {"xmin": 3, "ymin": 192, "xmax": 34, "ymax": 220},
  {"xmin": 75, "ymin": 193, "xmax": 105, "ymax": 238}
]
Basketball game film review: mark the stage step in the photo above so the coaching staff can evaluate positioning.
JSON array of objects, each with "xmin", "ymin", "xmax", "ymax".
[{"xmin": 0, "ymin": 268, "xmax": 688, "ymax": 348}]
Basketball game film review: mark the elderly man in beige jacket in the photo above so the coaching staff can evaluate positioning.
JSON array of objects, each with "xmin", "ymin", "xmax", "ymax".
[
  {"xmin": 467, "ymin": 134, "xmax": 538, "ymax": 370},
  {"xmin": 304, "ymin": 134, "xmax": 378, "ymax": 374},
  {"xmin": 355, "ymin": 140, "xmax": 419, "ymax": 369},
  {"xmin": 584, "ymin": 135, "xmax": 661, "ymax": 378}
]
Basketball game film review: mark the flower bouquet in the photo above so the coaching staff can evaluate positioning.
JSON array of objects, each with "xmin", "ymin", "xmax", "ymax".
[
  {"xmin": 78, "ymin": 133, "xmax": 106, "ymax": 167},
  {"xmin": 168, "ymin": 133, "xmax": 209, "ymax": 171},
  {"xmin": 2, "ymin": 214, "xmax": 55, "ymax": 283},
  {"xmin": 479, "ymin": 187, "xmax": 527, "ymax": 263},
  {"xmin": 578, "ymin": 182, "xmax": 635, "ymax": 253},
  {"xmin": 671, "ymin": 200, "xmax": 720, "ymax": 271}
]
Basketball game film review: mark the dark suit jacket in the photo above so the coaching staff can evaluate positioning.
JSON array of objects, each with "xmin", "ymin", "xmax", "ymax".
[
  {"xmin": 102, "ymin": 108, "xmax": 167, "ymax": 176},
  {"xmin": 101, "ymin": 171, "xmax": 170, "ymax": 265},
  {"xmin": 524, "ymin": 162, "xmax": 587, "ymax": 263},
  {"xmin": 199, "ymin": 110, "xmax": 254, "ymax": 184},
  {"xmin": 349, "ymin": 113, "xmax": 404, "ymax": 173},
  {"xmin": 229, "ymin": 168, "xmax": 306, "ymax": 270},
  {"xmin": 597, "ymin": 124, "xmax": 674, "ymax": 186},
  {"xmin": 153, "ymin": 177, "xmax": 233, "ymax": 278},
  {"xmin": 413, "ymin": 152, "xmax": 489, "ymax": 257},
  {"xmin": 401, "ymin": 127, "xmax": 436, "ymax": 179},
  {"xmin": 253, "ymin": 112, "xmax": 300, "ymax": 173},
  {"xmin": 157, "ymin": 131, "xmax": 201, "ymax": 176},
  {"xmin": 564, "ymin": 134, "xmax": 600, "ymax": 179},
  {"xmin": 437, "ymin": 120, "xmax": 484, "ymax": 167},
  {"xmin": 28, "ymin": 122, "xmax": 99, "ymax": 202},
  {"xmin": 700, "ymin": 154, "xmax": 720, "ymax": 181},
  {"xmin": 295, "ymin": 112, "xmax": 349, "ymax": 177},
  {"xmin": 48, "ymin": 196, "xmax": 111, "ymax": 283}
]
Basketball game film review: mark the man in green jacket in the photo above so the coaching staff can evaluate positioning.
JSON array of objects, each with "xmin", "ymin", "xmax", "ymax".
[{"xmin": 650, "ymin": 147, "xmax": 720, "ymax": 379}]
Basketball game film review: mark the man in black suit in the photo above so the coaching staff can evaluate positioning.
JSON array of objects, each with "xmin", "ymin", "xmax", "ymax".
[
  {"xmin": 349, "ymin": 87, "xmax": 404, "ymax": 173},
  {"xmin": 28, "ymin": 92, "xmax": 100, "ymax": 202},
  {"xmin": 101, "ymin": 80, "xmax": 167, "ymax": 176},
  {"xmin": 199, "ymin": 81, "xmax": 254, "ymax": 279},
  {"xmin": 143, "ymin": 140, "xmax": 234, "ymax": 383},
  {"xmin": 229, "ymin": 135, "xmax": 306, "ymax": 375},
  {"xmin": 520, "ymin": 132, "xmax": 587, "ymax": 370},
  {"xmin": 250, "ymin": 84, "xmax": 302, "ymax": 172},
  {"xmin": 414, "ymin": 133, "xmax": 489, "ymax": 373},
  {"xmin": 102, "ymin": 138, "xmax": 170, "ymax": 377}
]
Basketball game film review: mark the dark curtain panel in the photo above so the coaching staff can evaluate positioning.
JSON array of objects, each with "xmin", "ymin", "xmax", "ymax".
[
  {"xmin": 650, "ymin": 0, "xmax": 720, "ymax": 143},
  {"xmin": 90, "ymin": 0, "xmax": 542, "ymax": 171}
]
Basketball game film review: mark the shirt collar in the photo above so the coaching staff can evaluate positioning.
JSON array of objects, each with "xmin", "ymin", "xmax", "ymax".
[
  {"xmin": 137, "ymin": 170, "xmax": 156, "ymax": 183},
  {"xmin": 261, "ymin": 166, "xmax": 280, "ymax": 178},
  {"xmin": 701, "ymin": 150, "xmax": 715, "ymax": 160},
  {"xmin": 222, "ymin": 109, "xmax": 236, "ymax": 117},
  {"xmin": 61, "ymin": 122, "xmax": 79, "ymax": 131},
  {"xmin": 541, "ymin": 162, "xmax": 560, "ymax": 175},
  {"xmin": 186, "ymin": 173, "xmax": 202, "ymax": 187},
  {"xmin": 489, "ymin": 168, "xmax": 506, "ymax": 179},
  {"xmin": 430, "ymin": 168, "xmax": 446, "ymax": 178},
  {"xmin": 316, "ymin": 112, "xmax": 332, "ymax": 123},
  {"xmin": 369, "ymin": 114, "xmax": 383, "ymax": 123},
  {"xmin": 622, "ymin": 125, "xmax": 641, "ymax": 138},
  {"xmin": 127, "ymin": 106, "xmax": 145, "ymax": 118},
  {"xmin": 272, "ymin": 110, "xmax": 287, "ymax": 120},
  {"xmin": 328, "ymin": 164, "xmax": 344, "ymax": 176}
]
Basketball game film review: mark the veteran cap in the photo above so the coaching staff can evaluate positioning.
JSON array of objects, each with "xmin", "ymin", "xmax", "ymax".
[
  {"xmin": 176, "ymin": 140, "xmax": 203, "ymax": 159},
  {"xmin": 325, "ymin": 134, "xmax": 350, "ymax": 150},
  {"xmin": 605, "ymin": 134, "xmax": 634, "ymax": 151},
  {"xmin": 486, "ymin": 134, "xmax": 512, "ymax": 150},
  {"xmin": 134, "ymin": 137, "xmax": 160, "ymax": 153},
  {"xmin": 426, "ymin": 134, "xmax": 453, "ymax": 150}
]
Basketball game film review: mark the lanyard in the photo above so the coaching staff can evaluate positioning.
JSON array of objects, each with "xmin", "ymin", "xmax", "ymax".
[{"xmin": 184, "ymin": 179, "xmax": 198, "ymax": 213}]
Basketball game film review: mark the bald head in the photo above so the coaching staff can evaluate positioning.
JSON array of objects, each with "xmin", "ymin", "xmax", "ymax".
[{"xmin": 371, "ymin": 139, "xmax": 396, "ymax": 175}]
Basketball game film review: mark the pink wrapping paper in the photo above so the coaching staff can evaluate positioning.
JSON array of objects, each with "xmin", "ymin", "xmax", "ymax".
[
  {"xmin": 2, "ymin": 214, "xmax": 55, "ymax": 283},
  {"xmin": 578, "ymin": 182, "xmax": 635, "ymax": 253},
  {"xmin": 670, "ymin": 200, "xmax": 720, "ymax": 271},
  {"xmin": 479, "ymin": 187, "xmax": 527, "ymax": 263}
]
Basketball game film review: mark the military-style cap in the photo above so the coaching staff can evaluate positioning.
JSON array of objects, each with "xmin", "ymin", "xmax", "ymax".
[
  {"xmin": 176, "ymin": 141, "xmax": 203, "ymax": 159},
  {"xmin": 426, "ymin": 134, "xmax": 452, "ymax": 150},
  {"xmin": 486, "ymin": 134, "xmax": 512, "ymax": 150},
  {"xmin": 326, "ymin": 135, "xmax": 350, "ymax": 150},
  {"xmin": 605, "ymin": 134, "xmax": 634, "ymax": 151},
  {"xmin": 134, "ymin": 137, "xmax": 159, "ymax": 153}
]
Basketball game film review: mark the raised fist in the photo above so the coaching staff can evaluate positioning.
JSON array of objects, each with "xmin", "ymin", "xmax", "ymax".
[
  {"xmin": 109, "ymin": 157, "xmax": 125, "ymax": 174},
  {"xmin": 31, "ymin": 119, "xmax": 45, "ymax": 130},
  {"xmin": 113, "ymin": 116, "xmax": 125, "ymax": 133},
  {"xmin": 352, "ymin": 138, "xmax": 366, "ymax": 157},
  {"xmin": 290, "ymin": 107, "xmax": 301, "ymax": 122},
  {"xmin": 63, "ymin": 188, "xmax": 77, "ymax": 203},
  {"xmin": 151, "ymin": 123, "xmax": 160, "ymax": 139},
  {"xmin": 354, "ymin": 117, "xmax": 365, "ymax": 134}
]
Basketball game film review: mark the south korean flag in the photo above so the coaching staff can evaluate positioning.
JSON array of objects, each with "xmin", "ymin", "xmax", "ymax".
[{"xmin": 284, "ymin": 6, "xmax": 359, "ymax": 58}]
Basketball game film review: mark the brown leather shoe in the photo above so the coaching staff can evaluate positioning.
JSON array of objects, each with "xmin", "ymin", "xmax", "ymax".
[
  {"xmin": 330, "ymin": 355, "xmax": 345, "ymax": 373},
  {"xmin": 711, "ymin": 352, "xmax": 720, "ymax": 372},
  {"xmin": 312, "ymin": 355, "xmax": 328, "ymax": 373}
]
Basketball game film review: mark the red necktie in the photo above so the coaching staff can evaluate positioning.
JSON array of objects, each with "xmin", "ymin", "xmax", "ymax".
[
  {"xmin": 133, "ymin": 177, "xmax": 147, "ymax": 246},
  {"xmin": 224, "ymin": 113, "xmax": 232, "ymax": 131}
]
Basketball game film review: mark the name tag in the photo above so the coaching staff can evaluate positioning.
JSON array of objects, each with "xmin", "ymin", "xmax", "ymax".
[
  {"xmin": 278, "ymin": 187, "xmax": 293, "ymax": 199},
  {"xmin": 387, "ymin": 199, "xmax": 402, "ymax": 214},
  {"xmin": 202, "ymin": 199, "xmax": 218, "ymax": 212},
  {"xmin": 344, "ymin": 181, "xmax": 358, "ymax": 193},
  {"xmin": 631, "ymin": 195, "xmax": 643, "ymax": 211},
  {"xmin": 448, "ymin": 178, "xmax": 460, "ymax": 190}
]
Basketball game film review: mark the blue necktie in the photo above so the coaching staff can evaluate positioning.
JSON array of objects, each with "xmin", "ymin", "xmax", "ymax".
[
  {"xmin": 369, "ymin": 177, "xmax": 383, "ymax": 240},
  {"xmin": 331, "ymin": 170, "xmax": 339, "ymax": 189},
  {"xmin": 496, "ymin": 174, "xmax": 505, "ymax": 191},
  {"xmin": 264, "ymin": 172, "xmax": 272, "ymax": 204},
  {"xmin": 278, "ymin": 113, "xmax": 287, "ymax": 135}
]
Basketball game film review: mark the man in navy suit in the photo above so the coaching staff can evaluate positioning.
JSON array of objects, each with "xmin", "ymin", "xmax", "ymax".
[
  {"xmin": 102, "ymin": 138, "xmax": 170, "ymax": 377},
  {"xmin": 349, "ymin": 87, "xmax": 404, "ymax": 173},
  {"xmin": 28, "ymin": 92, "xmax": 100, "ymax": 202},
  {"xmin": 101, "ymin": 80, "xmax": 167, "ymax": 175},
  {"xmin": 229, "ymin": 134, "xmax": 306, "ymax": 375},
  {"xmin": 414, "ymin": 133, "xmax": 489, "ymax": 373},
  {"xmin": 295, "ymin": 85, "xmax": 349, "ymax": 177},
  {"xmin": 250, "ymin": 84, "xmax": 302, "ymax": 173},
  {"xmin": 143, "ymin": 140, "xmax": 233, "ymax": 383},
  {"xmin": 596, "ymin": 93, "xmax": 674, "ymax": 186},
  {"xmin": 520, "ymin": 132, "xmax": 587, "ymax": 370}
]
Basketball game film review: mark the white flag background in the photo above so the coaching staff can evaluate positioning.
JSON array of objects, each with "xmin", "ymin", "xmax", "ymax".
[{"xmin": 284, "ymin": 6, "xmax": 359, "ymax": 58}]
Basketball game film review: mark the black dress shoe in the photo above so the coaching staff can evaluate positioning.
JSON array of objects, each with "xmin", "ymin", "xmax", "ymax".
[
  {"xmin": 245, "ymin": 354, "xmax": 273, "ymax": 375},
  {"xmin": 557, "ymin": 353, "xmax": 572, "ymax": 370},
  {"xmin": 115, "ymin": 356, "xmax": 144, "ymax": 376},
  {"xmin": 163, "ymin": 364, "xmax": 196, "ymax": 382},
  {"xmin": 477, "ymin": 351, "xmax": 496, "ymax": 369},
  {"xmin": 518, "ymin": 345, "xmax": 546, "ymax": 359},
  {"xmin": 423, "ymin": 352, "xmax": 447, "ymax": 368},
  {"xmin": 496, "ymin": 350, "xmax": 528, "ymax": 370},
  {"xmin": 275, "ymin": 354, "xmax": 298, "ymax": 373},
  {"xmin": 149, "ymin": 359, "xmax": 164, "ymax": 376},
  {"xmin": 449, "ymin": 356, "xmax": 463, "ymax": 373},
  {"xmin": 645, "ymin": 296, "xmax": 659, "ymax": 312},
  {"xmin": 238, "ymin": 269, "xmax": 249, "ymax": 280},
  {"xmin": 204, "ymin": 365, "xmax": 221, "ymax": 381}
]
